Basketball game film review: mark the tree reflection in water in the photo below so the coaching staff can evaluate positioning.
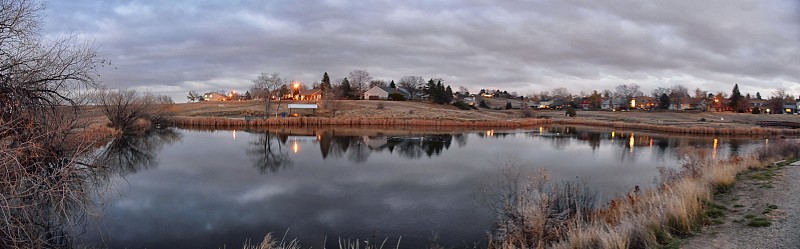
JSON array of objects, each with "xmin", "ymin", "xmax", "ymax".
[
  {"xmin": 100, "ymin": 128, "xmax": 182, "ymax": 176},
  {"xmin": 248, "ymin": 131, "xmax": 293, "ymax": 174}
]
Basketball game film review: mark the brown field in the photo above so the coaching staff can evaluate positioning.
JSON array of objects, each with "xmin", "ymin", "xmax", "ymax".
[{"xmin": 158, "ymin": 100, "xmax": 800, "ymax": 134}]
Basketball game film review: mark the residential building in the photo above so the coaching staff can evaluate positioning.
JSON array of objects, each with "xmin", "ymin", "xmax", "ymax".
[
  {"xmin": 298, "ymin": 89, "xmax": 322, "ymax": 101},
  {"xmin": 363, "ymin": 86, "xmax": 411, "ymax": 100},
  {"xmin": 203, "ymin": 92, "xmax": 227, "ymax": 101}
]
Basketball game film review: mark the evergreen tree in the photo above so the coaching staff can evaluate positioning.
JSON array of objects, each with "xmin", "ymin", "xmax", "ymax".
[
  {"xmin": 659, "ymin": 93, "xmax": 670, "ymax": 110},
  {"xmin": 756, "ymin": 92, "xmax": 762, "ymax": 100},
  {"xmin": 338, "ymin": 77, "xmax": 352, "ymax": 99},
  {"xmin": 320, "ymin": 72, "xmax": 332, "ymax": 98},
  {"xmin": 729, "ymin": 84, "xmax": 746, "ymax": 112},
  {"xmin": 445, "ymin": 85, "xmax": 453, "ymax": 103},
  {"xmin": 505, "ymin": 101, "xmax": 512, "ymax": 109},
  {"xmin": 389, "ymin": 80, "xmax": 396, "ymax": 88}
]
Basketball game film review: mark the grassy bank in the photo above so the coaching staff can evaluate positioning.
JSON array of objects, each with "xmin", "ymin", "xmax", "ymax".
[
  {"xmin": 487, "ymin": 140, "xmax": 800, "ymax": 249},
  {"xmin": 166, "ymin": 114, "xmax": 800, "ymax": 136},
  {"xmin": 556, "ymin": 118, "xmax": 800, "ymax": 136},
  {"xmin": 167, "ymin": 116, "xmax": 554, "ymax": 128}
]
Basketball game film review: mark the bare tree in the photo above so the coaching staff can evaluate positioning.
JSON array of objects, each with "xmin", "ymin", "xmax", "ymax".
[
  {"xmin": 347, "ymin": 69, "xmax": 372, "ymax": 98},
  {"xmin": 551, "ymin": 87, "xmax": 571, "ymax": 99},
  {"xmin": 100, "ymin": 90, "xmax": 173, "ymax": 134},
  {"xmin": 669, "ymin": 85, "xmax": 689, "ymax": 110},
  {"xmin": 614, "ymin": 83, "xmax": 642, "ymax": 109},
  {"xmin": 187, "ymin": 90, "xmax": 200, "ymax": 102},
  {"xmin": 368, "ymin": 79, "xmax": 386, "ymax": 88},
  {"xmin": 398, "ymin": 75, "xmax": 425, "ymax": 100},
  {"xmin": 251, "ymin": 72, "xmax": 284, "ymax": 117},
  {"xmin": 0, "ymin": 0, "xmax": 107, "ymax": 247}
]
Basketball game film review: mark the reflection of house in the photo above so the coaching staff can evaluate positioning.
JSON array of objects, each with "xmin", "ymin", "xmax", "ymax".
[
  {"xmin": 203, "ymin": 92, "xmax": 227, "ymax": 101},
  {"xmin": 364, "ymin": 137, "xmax": 388, "ymax": 149},
  {"xmin": 298, "ymin": 89, "xmax": 322, "ymax": 100},
  {"xmin": 363, "ymin": 86, "xmax": 411, "ymax": 100}
]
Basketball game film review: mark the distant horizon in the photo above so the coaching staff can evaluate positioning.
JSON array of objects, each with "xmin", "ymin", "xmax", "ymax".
[{"xmin": 45, "ymin": 1, "xmax": 799, "ymax": 102}]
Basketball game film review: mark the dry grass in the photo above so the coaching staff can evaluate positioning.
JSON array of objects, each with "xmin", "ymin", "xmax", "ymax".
[
  {"xmin": 169, "ymin": 116, "xmax": 554, "ymax": 128},
  {"xmin": 555, "ymin": 119, "xmax": 800, "ymax": 135},
  {"xmin": 241, "ymin": 233, "xmax": 400, "ymax": 249},
  {"xmin": 489, "ymin": 141, "xmax": 800, "ymax": 249}
]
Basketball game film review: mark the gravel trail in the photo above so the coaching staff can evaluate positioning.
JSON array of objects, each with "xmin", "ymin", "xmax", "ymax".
[{"xmin": 682, "ymin": 161, "xmax": 800, "ymax": 249}]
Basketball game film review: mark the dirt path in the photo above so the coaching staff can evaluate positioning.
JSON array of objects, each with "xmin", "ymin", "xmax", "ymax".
[{"xmin": 682, "ymin": 160, "xmax": 800, "ymax": 248}]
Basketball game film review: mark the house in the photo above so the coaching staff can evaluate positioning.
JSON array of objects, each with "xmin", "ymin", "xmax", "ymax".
[
  {"xmin": 363, "ymin": 86, "xmax": 411, "ymax": 100},
  {"xmin": 536, "ymin": 100, "xmax": 553, "ymax": 109},
  {"xmin": 783, "ymin": 104, "xmax": 798, "ymax": 114},
  {"xmin": 298, "ymin": 88, "xmax": 322, "ymax": 101},
  {"xmin": 601, "ymin": 99, "xmax": 627, "ymax": 110},
  {"xmin": 203, "ymin": 92, "xmax": 227, "ymax": 101},
  {"xmin": 747, "ymin": 99, "xmax": 766, "ymax": 112},
  {"xmin": 633, "ymin": 96, "xmax": 656, "ymax": 110}
]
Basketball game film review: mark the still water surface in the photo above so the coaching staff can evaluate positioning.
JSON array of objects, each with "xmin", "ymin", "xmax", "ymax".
[{"xmin": 83, "ymin": 126, "xmax": 762, "ymax": 248}]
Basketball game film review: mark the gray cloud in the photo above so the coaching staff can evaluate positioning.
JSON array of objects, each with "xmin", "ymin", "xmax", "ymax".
[{"xmin": 44, "ymin": 0, "xmax": 800, "ymax": 101}]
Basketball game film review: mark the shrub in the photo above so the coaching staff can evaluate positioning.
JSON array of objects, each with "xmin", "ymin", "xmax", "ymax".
[
  {"xmin": 505, "ymin": 101, "xmax": 512, "ymax": 109},
  {"xmin": 479, "ymin": 100, "xmax": 489, "ymax": 108},
  {"xmin": 520, "ymin": 107, "xmax": 533, "ymax": 118},
  {"xmin": 388, "ymin": 93, "xmax": 406, "ymax": 101},
  {"xmin": 565, "ymin": 106, "xmax": 576, "ymax": 117},
  {"xmin": 376, "ymin": 103, "xmax": 385, "ymax": 110},
  {"xmin": 453, "ymin": 101, "xmax": 471, "ymax": 110},
  {"xmin": 752, "ymin": 107, "xmax": 761, "ymax": 114}
]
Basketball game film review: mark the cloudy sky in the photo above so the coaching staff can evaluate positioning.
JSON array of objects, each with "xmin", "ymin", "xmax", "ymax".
[{"xmin": 44, "ymin": 0, "xmax": 799, "ymax": 101}]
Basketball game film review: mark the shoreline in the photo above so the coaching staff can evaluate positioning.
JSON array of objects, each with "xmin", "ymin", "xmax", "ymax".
[{"xmin": 165, "ymin": 115, "xmax": 800, "ymax": 136}]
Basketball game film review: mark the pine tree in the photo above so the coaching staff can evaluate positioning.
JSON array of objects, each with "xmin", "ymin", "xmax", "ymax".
[
  {"xmin": 445, "ymin": 85, "xmax": 453, "ymax": 103},
  {"xmin": 756, "ymin": 92, "xmax": 762, "ymax": 100},
  {"xmin": 729, "ymin": 84, "xmax": 745, "ymax": 112},
  {"xmin": 320, "ymin": 72, "xmax": 332, "ymax": 98},
  {"xmin": 389, "ymin": 80, "xmax": 396, "ymax": 88},
  {"xmin": 659, "ymin": 93, "xmax": 670, "ymax": 110},
  {"xmin": 339, "ymin": 77, "xmax": 352, "ymax": 99}
]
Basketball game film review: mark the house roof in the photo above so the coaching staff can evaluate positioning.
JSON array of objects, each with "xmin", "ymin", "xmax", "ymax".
[
  {"xmin": 299, "ymin": 88, "xmax": 321, "ymax": 95},
  {"xmin": 377, "ymin": 86, "xmax": 410, "ymax": 97}
]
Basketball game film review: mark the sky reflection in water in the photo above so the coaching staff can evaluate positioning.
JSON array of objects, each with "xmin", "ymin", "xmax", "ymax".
[{"xmin": 83, "ymin": 126, "xmax": 761, "ymax": 249}]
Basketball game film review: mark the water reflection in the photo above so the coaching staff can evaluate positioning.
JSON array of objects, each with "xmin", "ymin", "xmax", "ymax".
[
  {"xmin": 83, "ymin": 126, "xmax": 769, "ymax": 249},
  {"xmin": 247, "ymin": 131, "xmax": 293, "ymax": 174},
  {"xmin": 100, "ymin": 128, "xmax": 182, "ymax": 176},
  {"xmin": 240, "ymin": 126, "xmax": 765, "ymax": 170}
]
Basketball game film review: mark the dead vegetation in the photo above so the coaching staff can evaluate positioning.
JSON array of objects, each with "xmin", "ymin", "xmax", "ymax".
[{"xmin": 484, "ymin": 141, "xmax": 800, "ymax": 249}]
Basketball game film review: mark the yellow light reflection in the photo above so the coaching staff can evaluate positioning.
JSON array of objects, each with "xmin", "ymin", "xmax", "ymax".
[
  {"xmin": 292, "ymin": 141, "xmax": 299, "ymax": 154},
  {"xmin": 232, "ymin": 130, "xmax": 236, "ymax": 141},
  {"xmin": 486, "ymin": 130, "xmax": 494, "ymax": 137},
  {"xmin": 539, "ymin": 127, "xmax": 543, "ymax": 133},
  {"xmin": 611, "ymin": 131, "xmax": 615, "ymax": 139},
  {"xmin": 629, "ymin": 133, "xmax": 635, "ymax": 153},
  {"xmin": 712, "ymin": 138, "xmax": 718, "ymax": 160}
]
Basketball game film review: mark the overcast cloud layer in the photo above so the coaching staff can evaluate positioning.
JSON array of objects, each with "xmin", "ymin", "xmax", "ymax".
[{"xmin": 44, "ymin": 0, "xmax": 800, "ymax": 101}]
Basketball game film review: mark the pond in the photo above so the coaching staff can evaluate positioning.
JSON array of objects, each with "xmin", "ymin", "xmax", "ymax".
[{"xmin": 81, "ymin": 126, "xmax": 765, "ymax": 249}]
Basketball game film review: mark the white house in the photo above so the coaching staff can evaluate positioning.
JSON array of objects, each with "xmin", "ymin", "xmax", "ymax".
[{"xmin": 363, "ymin": 86, "xmax": 411, "ymax": 100}]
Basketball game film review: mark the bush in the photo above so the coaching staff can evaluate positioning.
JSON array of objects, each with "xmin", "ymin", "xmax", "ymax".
[
  {"xmin": 388, "ymin": 93, "xmax": 406, "ymax": 101},
  {"xmin": 376, "ymin": 103, "xmax": 385, "ymax": 110},
  {"xmin": 520, "ymin": 107, "xmax": 533, "ymax": 118},
  {"xmin": 752, "ymin": 107, "xmax": 761, "ymax": 114},
  {"xmin": 505, "ymin": 101, "xmax": 512, "ymax": 109},
  {"xmin": 565, "ymin": 106, "xmax": 576, "ymax": 117},
  {"xmin": 479, "ymin": 100, "xmax": 489, "ymax": 109},
  {"xmin": 453, "ymin": 101, "xmax": 471, "ymax": 110}
]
